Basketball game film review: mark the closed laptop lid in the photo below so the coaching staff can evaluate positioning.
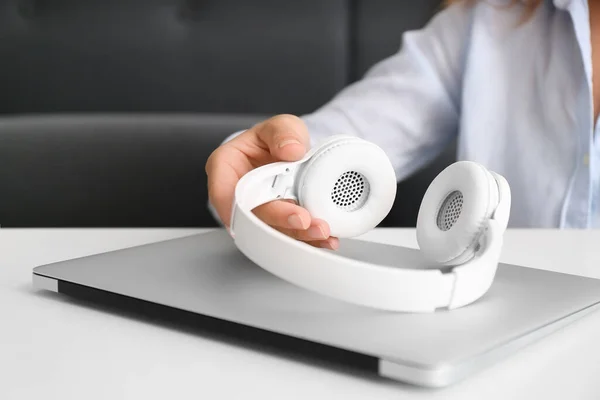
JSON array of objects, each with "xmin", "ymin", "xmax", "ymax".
[{"xmin": 32, "ymin": 229, "xmax": 600, "ymax": 387}]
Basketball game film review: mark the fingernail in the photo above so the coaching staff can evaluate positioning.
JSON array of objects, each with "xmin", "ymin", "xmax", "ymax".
[
  {"xmin": 307, "ymin": 225, "xmax": 327, "ymax": 239},
  {"xmin": 323, "ymin": 238, "xmax": 339, "ymax": 250},
  {"xmin": 278, "ymin": 139, "xmax": 301, "ymax": 148},
  {"xmin": 288, "ymin": 214, "xmax": 306, "ymax": 229}
]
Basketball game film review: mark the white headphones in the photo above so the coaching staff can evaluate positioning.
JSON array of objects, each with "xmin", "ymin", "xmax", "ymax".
[{"xmin": 230, "ymin": 135, "xmax": 511, "ymax": 313}]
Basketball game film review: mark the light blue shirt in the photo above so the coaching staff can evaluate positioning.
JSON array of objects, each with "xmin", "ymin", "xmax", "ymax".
[{"xmin": 297, "ymin": 0, "xmax": 599, "ymax": 228}]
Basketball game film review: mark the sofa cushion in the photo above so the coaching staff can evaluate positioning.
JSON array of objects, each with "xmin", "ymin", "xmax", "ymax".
[
  {"xmin": 0, "ymin": 0, "xmax": 349, "ymax": 115},
  {"xmin": 0, "ymin": 113, "xmax": 264, "ymax": 227},
  {"xmin": 353, "ymin": 0, "xmax": 442, "ymax": 79}
]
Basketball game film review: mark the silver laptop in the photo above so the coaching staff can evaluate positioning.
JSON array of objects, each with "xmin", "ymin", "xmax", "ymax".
[{"xmin": 32, "ymin": 229, "xmax": 600, "ymax": 388}]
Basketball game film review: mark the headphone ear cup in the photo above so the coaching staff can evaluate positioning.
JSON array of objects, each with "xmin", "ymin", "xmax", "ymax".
[
  {"xmin": 416, "ymin": 161, "xmax": 499, "ymax": 266},
  {"xmin": 296, "ymin": 138, "xmax": 397, "ymax": 238}
]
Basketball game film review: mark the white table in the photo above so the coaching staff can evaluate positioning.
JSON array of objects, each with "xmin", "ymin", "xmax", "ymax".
[{"xmin": 2, "ymin": 228, "xmax": 600, "ymax": 400}]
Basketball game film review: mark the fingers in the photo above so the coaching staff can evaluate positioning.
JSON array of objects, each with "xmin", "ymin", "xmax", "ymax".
[
  {"xmin": 272, "ymin": 216, "xmax": 340, "ymax": 250},
  {"xmin": 253, "ymin": 200, "xmax": 339, "ymax": 250},
  {"xmin": 273, "ymin": 219, "xmax": 329, "ymax": 241},
  {"xmin": 206, "ymin": 113, "xmax": 311, "ymax": 230},
  {"xmin": 309, "ymin": 237, "xmax": 340, "ymax": 250},
  {"xmin": 252, "ymin": 200, "xmax": 311, "ymax": 230},
  {"xmin": 254, "ymin": 114, "xmax": 310, "ymax": 161},
  {"xmin": 298, "ymin": 235, "xmax": 340, "ymax": 250},
  {"xmin": 276, "ymin": 229, "xmax": 340, "ymax": 250}
]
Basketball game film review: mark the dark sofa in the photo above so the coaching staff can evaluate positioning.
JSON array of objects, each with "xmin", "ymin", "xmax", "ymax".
[{"xmin": 0, "ymin": 0, "xmax": 454, "ymax": 228}]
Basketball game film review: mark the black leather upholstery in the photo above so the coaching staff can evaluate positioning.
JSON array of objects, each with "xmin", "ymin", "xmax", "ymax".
[
  {"xmin": 0, "ymin": 114, "xmax": 264, "ymax": 227},
  {"xmin": 0, "ymin": 0, "xmax": 349, "ymax": 115},
  {"xmin": 0, "ymin": 0, "xmax": 452, "ymax": 228},
  {"xmin": 353, "ymin": 0, "xmax": 442, "ymax": 80}
]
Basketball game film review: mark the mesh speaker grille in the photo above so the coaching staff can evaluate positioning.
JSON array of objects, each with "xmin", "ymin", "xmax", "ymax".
[
  {"xmin": 331, "ymin": 171, "xmax": 369, "ymax": 211},
  {"xmin": 437, "ymin": 191, "xmax": 463, "ymax": 231}
]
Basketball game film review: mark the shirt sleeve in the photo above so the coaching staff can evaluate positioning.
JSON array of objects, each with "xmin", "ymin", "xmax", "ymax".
[{"xmin": 301, "ymin": 4, "xmax": 471, "ymax": 181}]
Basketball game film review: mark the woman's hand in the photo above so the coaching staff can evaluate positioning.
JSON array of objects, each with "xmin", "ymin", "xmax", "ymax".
[{"xmin": 205, "ymin": 114, "xmax": 339, "ymax": 250}]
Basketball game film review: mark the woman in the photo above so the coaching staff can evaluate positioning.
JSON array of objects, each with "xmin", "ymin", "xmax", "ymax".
[{"xmin": 206, "ymin": 0, "xmax": 600, "ymax": 250}]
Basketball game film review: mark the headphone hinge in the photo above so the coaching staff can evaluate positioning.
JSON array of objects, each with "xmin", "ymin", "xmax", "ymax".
[{"xmin": 271, "ymin": 166, "xmax": 299, "ymax": 202}]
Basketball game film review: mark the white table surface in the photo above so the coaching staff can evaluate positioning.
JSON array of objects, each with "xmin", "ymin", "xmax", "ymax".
[{"xmin": 2, "ymin": 227, "xmax": 600, "ymax": 400}]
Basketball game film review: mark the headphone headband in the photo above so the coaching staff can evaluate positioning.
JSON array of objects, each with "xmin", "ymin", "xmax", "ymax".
[{"xmin": 230, "ymin": 156, "xmax": 504, "ymax": 312}]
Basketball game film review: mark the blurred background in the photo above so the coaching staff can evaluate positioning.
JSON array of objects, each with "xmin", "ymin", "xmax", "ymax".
[{"xmin": 0, "ymin": 0, "xmax": 455, "ymax": 228}]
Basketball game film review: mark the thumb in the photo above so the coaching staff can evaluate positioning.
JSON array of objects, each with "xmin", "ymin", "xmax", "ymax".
[{"xmin": 255, "ymin": 114, "xmax": 310, "ymax": 161}]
